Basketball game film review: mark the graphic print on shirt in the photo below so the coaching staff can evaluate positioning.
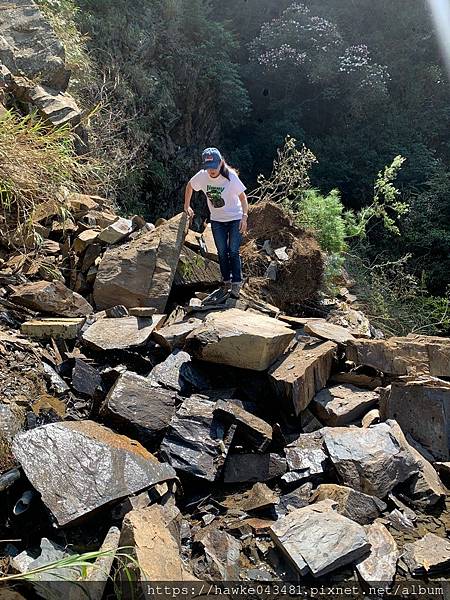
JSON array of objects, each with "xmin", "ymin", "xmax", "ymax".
[{"xmin": 206, "ymin": 185, "xmax": 225, "ymax": 208}]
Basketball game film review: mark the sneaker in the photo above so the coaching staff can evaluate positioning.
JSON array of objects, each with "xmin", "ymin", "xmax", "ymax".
[
  {"xmin": 203, "ymin": 283, "xmax": 230, "ymax": 305},
  {"xmin": 230, "ymin": 282, "xmax": 242, "ymax": 299}
]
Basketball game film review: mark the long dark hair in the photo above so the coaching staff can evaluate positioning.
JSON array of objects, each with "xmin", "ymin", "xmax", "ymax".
[{"xmin": 220, "ymin": 160, "xmax": 239, "ymax": 181}]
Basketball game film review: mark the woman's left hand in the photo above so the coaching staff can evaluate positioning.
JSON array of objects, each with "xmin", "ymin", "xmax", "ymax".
[{"xmin": 240, "ymin": 215, "xmax": 248, "ymax": 234}]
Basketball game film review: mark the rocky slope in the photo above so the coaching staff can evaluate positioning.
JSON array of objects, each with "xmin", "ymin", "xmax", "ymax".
[{"xmin": 0, "ymin": 2, "xmax": 449, "ymax": 598}]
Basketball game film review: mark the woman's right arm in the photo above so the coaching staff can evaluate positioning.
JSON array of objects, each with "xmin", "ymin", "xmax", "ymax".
[{"xmin": 184, "ymin": 181, "xmax": 194, "ymax": 219}]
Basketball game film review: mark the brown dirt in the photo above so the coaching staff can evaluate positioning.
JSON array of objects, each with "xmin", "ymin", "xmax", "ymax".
[{"xmin": 242, "ymin": 202, "xmax": 324, "ymax": 311}]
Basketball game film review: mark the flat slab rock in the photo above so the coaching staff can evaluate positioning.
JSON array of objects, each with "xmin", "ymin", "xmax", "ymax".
[
  {"xmin": 93, "ymin": 213, "xmax": 187, "ymax": 311},
  {"xmin": 11, "ymin": 280, "xmax": 93, "ymax": 317},
  {"xmin": 160, "ymin": 396, "xmax": 235, "ymax": 481},
  {"xmin": 381, "ymin": 378, "xmax": 450, "ymax": 461},
  {"xmin": 347, "ymin": 335, "xmax": 450, "ymax": 377},
  {"xmin": 223, "ymin": 453, "xmax": 287, "ymax": 484},
  {"xmin": 304, "ymin": 320, "xmax": 356, "ymax": 344},
  {"xmin": 12, "ymin": 421, "xmax": 176, "ymax": 526},
  {"xmin": 322, "ymin": 422, "xmax": 420, "ymax": 498},
  {"xmin": 195, "ymin": 527, "xmax": 241, "ymax": 580},
  {"xmin": 269, "ymin": 340, "xmax": 336, "ymax": 416},
  {"xmin": 310, "ymin": 483, "xmax": 386, "ymax": 525},
  {"xmin": 102, "ymin": 371, "xmax": 176, "ymax": 444},
  {"xmin": 270, "ymin": 500, "xmax": 370, "ymax": 577},
  {"xmin": 152, "ymin": 318, "xmax": 202, "ymax": 351},
  {"xmin": 312, "ymin": 384, "xmax": 379, "ymax": 426},
  {"xmin": 185, "ymin": 308, "xmax": 294, "ymax": 371},
  {"xmin": 148, "ymin": 350, "xmax": 212, "ymax": 394},
  {"xmin": 402, "ymin": 533, "xmax": 450, "ymax": 575},
  {"xmin": 213, "ymin": 399, "xmax": 272, "ymax": 452},
  {"xmin": 82, "ymin": 315, "xmax": 165, "ymax": 351},
  {"xmin": 284, "ymin": 431, "xmax": 329, "ymax": 482}
]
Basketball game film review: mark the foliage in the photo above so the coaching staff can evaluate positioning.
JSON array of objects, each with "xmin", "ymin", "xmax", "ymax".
[
  {"xmin": 0, "ymin": 110, "xmax": 101, "ymax": 248},
  {"xmin": 346, "ymin": 248, "xmax": 450, "ymax": 337}
]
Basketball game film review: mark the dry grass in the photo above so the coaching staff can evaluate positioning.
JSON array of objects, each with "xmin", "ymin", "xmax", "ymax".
[{"xmin": 0, "ymin": 110, "xmax": 101, "ymax": 249}]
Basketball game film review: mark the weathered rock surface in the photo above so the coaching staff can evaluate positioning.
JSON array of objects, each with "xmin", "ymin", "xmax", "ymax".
[
  {"xmin": 402, "ymin": 533, "xmax": 450, "ymax": 575},
  {"xmin": 304, "ymin": 320, "xmax": 356, "ymax": 345},
  {"xmin": 73, "ymin": 229, "xmax": 100, "ymax": 254},
  {"xmin": 82, "ymin": 315, "xmax": 164, "ymax": 351},
  {"xmin": 222, "ymin": 483, "xmax": 279, "ymax": 512},
  {"xmin": 152, "ymin": 318, "xmax": 202, "ymax": 351},
  {"xmin": 223, "ymin": 453, "xmax": 287, "ymax": 484},
  {"xmin": 310, "ymin": 483, "xmax": 386, "ymax": 525},
  {"xmin": 185, "ymin": 308, "xmax": 294, "ymax": 371},
  {"xmin": 148, "ymin": 350, "xmax": 212, "ymax": 393},
  {"xmin": 347, "ymin": 335, "xmax": 450, "ymax": 376},
  {"xmin": 269, "ymin": 341, "xmax": 336, "ymax": 415},
  {"xmin": 312, "ymin": 384, "xmax": 378, "ymax": 426},
  {"xmin": 17, "ymin": 81, "xmax": 81, "ymax": 126},
  {"xmin": 93, "ymin": 213, "xmax": 187, "ymax": 311},
  {"xmin": 12, "ymin": 421, "xmax": 176, "ymax": 526},
  {"xmin": 160, "ymin": 396, "xmax": 235, "ymax": 481},
  {"xmin": 0, "ymin": 0, "xmax": 69, "ymax": 90},
  {"xmin": 71, "ymin": 358, "xmax": 102, "ymax": 399},
  {"xmin": 11, "ymin": 281, "xmax": 93, "ymax": 316},
  {"xmin": 387, "ymin": 420, "xmax": 446, "ymax": 507},
  {"xmin": 195, "ymin": 527, "xmax": 241, "ymax": 580},
  {"xmin": 214, "ymin": 399, "xmax": 272, "ymax": 452},
  {"xmin": 98, "ymin": 217, "xmax": 133, "ymax": 244},
  {"xmin": 270, "ymin": 500, "xmax": 370, "ymax": 577},
  {"xmin": 355, "ymin": 522, "xmax": 398, "ymax": 584},
  {"xmin": 381, "ymin": 379, "xmax": 450, "ymax": 460},
  {"xmin": 103, "ymin": 371, "xmax": 176, "ymax": 444},
  {"xmin": 11, "ymin": 537, "xmax": 80, "ymax": 583},
  {"xmin": 330, "ymin": 371, "xmax": 383, "ymax": 390},
  {"xmin": 21, "ymin": 317, "xmax": 85, "ymax": 339},
  {"xmin": 120, "ymin": 505, "xmax": 195, "ymax": 580},
  {"xmin": 322, "ymin": 423, "xmax": 420, "ymax": 498},
  {"xmin": 174, "ymin": 245, "xmax": 221, "ymax": 288}
]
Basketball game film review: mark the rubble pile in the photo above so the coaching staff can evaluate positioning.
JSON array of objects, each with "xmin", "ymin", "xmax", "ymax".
[{"xmin": 0, "ymin": 2, "xmax": 449, "ymax": 595}]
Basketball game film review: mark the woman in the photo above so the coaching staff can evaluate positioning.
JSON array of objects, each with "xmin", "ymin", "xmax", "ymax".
[{"xmin": 184, "ymin": 147, "xmax": 248, "ymax": 299}]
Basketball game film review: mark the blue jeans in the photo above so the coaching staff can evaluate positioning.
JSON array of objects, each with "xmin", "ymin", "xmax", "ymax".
[{"xmin": 210, "ymin": 220, "xmax": 242, "ymax": 283}]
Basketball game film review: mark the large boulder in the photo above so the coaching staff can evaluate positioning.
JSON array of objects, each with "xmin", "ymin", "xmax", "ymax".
[
  {"xmin": 347, "ymin": 335, "xmax": 450, "ymax": 376},
  {"xmin": 12, "ymin": 421, "xmax": 176, "ymax": 526},
  {"xmin": 11, "ymin": 280, "xmax": 93, "ymax": 316},
  {"xmin": 322, "ymin": 422, "xmax": 420, "ymax": 498},
  {"xmin": 381, "ymin": 379, "xmax": 450, "ymax": 460},
  {"xmin": 269, "ymin": 340, "xmax": 336, "ymax": 415},
  {"xmin": 185, "ymin": 308, "xmax": 294, "ymax": 371},
  {"xmin": 93, "ymin": 213, "xmax": 187, "ymax": 311},
  {"xmin": 0, "ymin": 0, "xmax": 69, "ymax": 90}
]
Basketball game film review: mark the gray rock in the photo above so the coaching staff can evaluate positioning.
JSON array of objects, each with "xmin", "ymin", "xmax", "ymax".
[
  {"xmin": 98, "ymin": 217, "xmax": 133, "ymax": 244},
  {"xmin": 223, "ymin": 453, "xmax": 287, "ymax": 484},
  {"xmin": 323, "ymin": 422, "xmax": 420, "ymax": 498},
  {"xmin": 94, "ymin": 213, "xmax": 187, "ymax": 311},
  {"xmin": 18, "ymin": 82, "xmax": 81, "ymax": 127},
  {"xmin": 160, "ymin": 396, "xmax": 235, "ymax": 481},
  {"xmin": 275, "ymin": 484, "xmax": 312, "ymax": 518},
  {"xmin": 312, "ymin": 384, "xmax": 379, "ymax": 426},
  {"xmin": 42, "ymin": 362, "xmax": 69, "ymax": 396},
  {"xmin": 11, "ymin": 280, "xmax": 93, "ymax": 317},
  {"xmin": 11, "ymin": 538, "xmax": 80, "ymax": 584},
  {"xmin": 82, "ymin": 315, "xmax": 164, "ymax": 351},
  {"xmin": 310, "ymin": 483, "xmax": 386, "ymax": 525},
  {"xmin": 152, "ymin": 318, "xmax": 202, "ymax": 351},
  {"xmin": 284, "ymin": 430, "xmax": 329, "ymax": 481},
  {"xmin": 304, "ymin": 320, "xmax": 356, "ymax": 345},
  {"xmin": 71, "ymin": 358, "xmax": 102, "ymax": 399},
  {"xmin": 355, "ymin": 522, "xmax": 398, "ymax": 584},
  {"xmin": 148, "ymin": 350, "xmax": 212, "ymax": 394},
  {"xmin": 270, "ymin": 500, "xmax": 370, "ymax": 577},
  {"xmin": 12, "ymin": 421, "xmax": 176, "ymax": 526},
  {"xmin": 402, "ymin": 533, "xmax": 450, "ymax": 575},
  {"xmin": 195, "ymin": 528, "xmax": 241, "ymax": 580},
  {"xmin": 381, "ymin": 379, "xmax": 450, "ymax": 460},
  {"xmin": 213, "ymin": 399, "xmax": 272, "ymax": 452},
  {"xmin": 103, "ymin": 371, "xmax": 176, "ymax": 444},
  {"xmin": 105, "ymin": 305, "xmax": 129, "ymax": 318},
  {"xmin": 0, "ymin": 0, "xmax": 69, "ymax": 90}
]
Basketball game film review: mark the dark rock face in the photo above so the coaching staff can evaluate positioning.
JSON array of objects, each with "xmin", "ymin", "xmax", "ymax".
[
  {"xmin": 12, "ymin": 421, "xmax": 176, "ymax": 526},
  {"xmin": 71, "ymin": 358, "xmax": 103, "ymax": 399},
  {"xmin": 103, "ymin": 371, "xmax": 176, "ymax": 444},
  {"xmin": 213, "ymin": 400, "xmax": 272, "ymax": 452},
  {"xmin": 223, "ymin": 453, "xmax": 287, "ymax": 484},
  {"xmin": 148, "ymin": 350, "xmax": 212, "ymax": 394},
  {"xmin": 310, "ymin": 484, "xmax": 387, "ymax": 525},
  {"xmin": 160, "ymin": 396, "xmax": 235, "ymax": 481},
  {"xmin": 11, "ymin": 280, "xmax": 93, "ymax": 317}
]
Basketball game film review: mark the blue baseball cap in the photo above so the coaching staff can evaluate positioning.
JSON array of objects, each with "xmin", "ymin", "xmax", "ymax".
[{"xmin": 202, "ymin": 147, "xmax": 222, "ymax": 170}]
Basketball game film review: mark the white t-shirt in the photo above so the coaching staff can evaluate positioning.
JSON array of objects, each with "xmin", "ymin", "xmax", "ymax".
[{"xmin": 189, "ymin": 169, "xmax": 246, "ymax": 222}]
